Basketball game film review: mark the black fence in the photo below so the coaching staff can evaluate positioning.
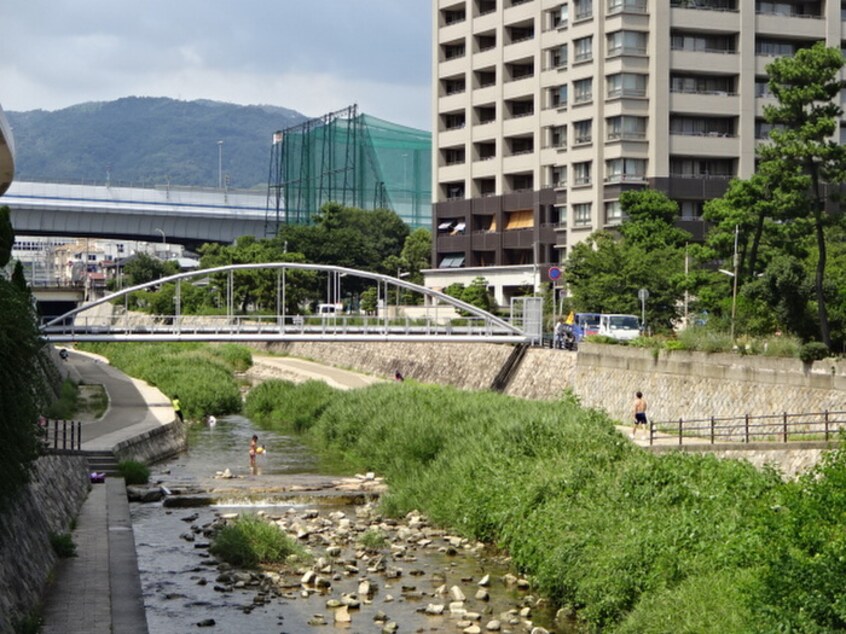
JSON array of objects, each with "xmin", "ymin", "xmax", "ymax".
[
  {"xmin": 650, "ymin": 410, "xmax": 846, "ymax": 446},
  {"xmin": 39, "ymin": 419, "xmax": 83, "ymax": 452}
]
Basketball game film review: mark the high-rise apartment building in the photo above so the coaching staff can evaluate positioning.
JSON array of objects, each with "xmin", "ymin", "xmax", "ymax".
[{"xmin": 429, "ymin": 0, "xmax": 845, "ymax": 305}]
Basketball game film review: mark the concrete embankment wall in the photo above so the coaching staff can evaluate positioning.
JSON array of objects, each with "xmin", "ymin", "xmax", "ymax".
[
  {"xmin": 111, "ymin": 420, "xmax": 188, "ymax": 465},
  {"xmin": 0, "ymin": 455, "xmax": 89, "ymax": 633}
]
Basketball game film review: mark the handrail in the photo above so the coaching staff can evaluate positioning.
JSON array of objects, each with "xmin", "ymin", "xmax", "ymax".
[
  {"xmin": 39, "ymin": 418, "xmax": 83, "ymax": 452},
  {"xmin": 648, "ymin": 410, "xmax": 846, "ymax": 446}
]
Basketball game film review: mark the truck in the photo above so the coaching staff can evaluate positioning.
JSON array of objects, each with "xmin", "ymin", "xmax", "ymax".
[{"xmin": 597, "ymin": 313, "xmax": 641, "ymax": 341}]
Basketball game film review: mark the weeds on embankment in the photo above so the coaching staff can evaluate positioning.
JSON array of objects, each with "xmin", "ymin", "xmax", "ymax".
[
  {"xmin": 76, "ymin": 343, "xmax": 250, "ymax": 420},
  {"xmin": 246, "ymin": 379, "xmax": 846, "ymax": 633}
]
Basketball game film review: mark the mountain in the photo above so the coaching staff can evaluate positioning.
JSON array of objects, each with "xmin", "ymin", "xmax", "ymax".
[{"xmin": 7, "ymin": 97, "xmax": 308, "ymax": 190}]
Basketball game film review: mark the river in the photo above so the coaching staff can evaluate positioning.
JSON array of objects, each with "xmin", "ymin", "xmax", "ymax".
[{"xmin": 131, "ymin": 414, "xmax": 579, "ymax": 633}]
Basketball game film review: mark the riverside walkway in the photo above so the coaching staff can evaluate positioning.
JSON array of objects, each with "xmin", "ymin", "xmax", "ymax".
[{"xmin": 40, "ymin": 348, "xmax": 174, "ymax": 634}]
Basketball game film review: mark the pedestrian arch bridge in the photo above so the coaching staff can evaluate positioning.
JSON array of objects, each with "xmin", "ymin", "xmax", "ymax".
[{"xmin": 40, "ymin": 263, "xmax": 537, "ymax": 345}]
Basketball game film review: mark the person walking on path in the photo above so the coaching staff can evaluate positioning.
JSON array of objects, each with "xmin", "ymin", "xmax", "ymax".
[
  {"xmin": 172, "ymin": 395, "xmax": 184, "ymax": 423},
  {"xmin": 632, "ymin": 391, "xmax": 648, "ymax": 438}
]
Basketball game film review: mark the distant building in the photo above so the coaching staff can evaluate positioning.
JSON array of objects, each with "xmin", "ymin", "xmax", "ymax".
[{"xmin": 429, "ymin": 0, "xmax": 846, "ymax": 306}]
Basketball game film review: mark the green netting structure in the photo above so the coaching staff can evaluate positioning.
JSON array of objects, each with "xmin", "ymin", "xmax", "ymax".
[{"xmin": 266, "ymin": 105, "xmax": 431, "ymax": 234}]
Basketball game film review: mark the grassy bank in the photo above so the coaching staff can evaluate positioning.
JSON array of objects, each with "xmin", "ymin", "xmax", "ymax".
[
  {"xmin": 245, "ymin": 379, "xmax": 846, "ymax": 633},
  {"xmin": 77, "ymin": 342, "xmax": 250, "ymax": 420}
]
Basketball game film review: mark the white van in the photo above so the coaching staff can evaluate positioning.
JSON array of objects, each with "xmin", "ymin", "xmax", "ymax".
[
  {"xmin": 317, "ymin": 303, "xmax": 343, "ymax": 317},
  {"xmin": 598, "ymin": 314, "xmax": 641, "ymax": 341}
]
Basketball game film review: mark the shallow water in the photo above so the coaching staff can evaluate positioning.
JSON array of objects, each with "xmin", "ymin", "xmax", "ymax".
[{"xmin": 131, "ymin": 415, "xmax": 579, "ymax": 633}]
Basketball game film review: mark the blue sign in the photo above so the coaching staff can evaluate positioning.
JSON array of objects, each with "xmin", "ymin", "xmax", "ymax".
[{"xmin": 548, "ymin": 266, "xmax": 562, "ymax": 281}]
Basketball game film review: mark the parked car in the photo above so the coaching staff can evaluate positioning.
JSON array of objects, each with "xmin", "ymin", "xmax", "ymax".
[{"xmin": 598, "ymin": 314, "xmax": 641, "ymax": 341}]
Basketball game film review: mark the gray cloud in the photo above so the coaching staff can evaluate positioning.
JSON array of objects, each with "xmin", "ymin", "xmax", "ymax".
[{"xmin": 0, "ymin": 0, "xmax": 432, "ymax": 129}]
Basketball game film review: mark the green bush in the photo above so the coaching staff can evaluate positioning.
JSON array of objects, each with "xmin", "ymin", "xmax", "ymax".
[
  {"xmin": 799, "ymin": 341, "xmax": 829, "ymax": 364},
  {"xmin": 677, "ymin": 327, "xmax": 735, "ymax": 353},
  {"xmin": 358, "ymin": 528, "xmax": 388, "ymax": 552},
  {"xmin": 118, "ymin": 460, "xmax": 150, "ymax": 485},
  {"xmin": 12, "ymin": 611, "xmax": 43, "ymax": 634},
  {"xmin": 49, "ymin": 532, "xmax": 77, "ymax": 558},
  {"xmin": 77, "ymin": 342, "xmax": 243, "ymax": 420},
  {"xmin": 209, "ymin": 514, "xmax": 305, "ymax": 568},
  {"xmin": 245, "ymin": 379, "xmax": 337, "ymax": 433},
  {"xmin": 43, "ymin": 379, "xmax": 79, "ymax": 420}
]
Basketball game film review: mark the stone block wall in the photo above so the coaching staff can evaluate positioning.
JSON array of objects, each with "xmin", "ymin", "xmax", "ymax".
[
  {"xmin": 256, "ymin": 341, "xmax": 514, "ymax": 391},
  {"xmin": 505, "ymin": 347, "xmax": 576, "ymax": 401},
  {"xmin": 112, "ymin": 420, "xmax": 188, "ymax": 465},
  {"xmin": 0, "ymin": 455, "xmax": 89, "ymax": 633},
  {"xmin": 573, "ymin": 343, "xmax": 846, "ymax": 425}
]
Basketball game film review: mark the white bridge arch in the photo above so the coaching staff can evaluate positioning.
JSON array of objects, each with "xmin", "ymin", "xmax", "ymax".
[{"xmin": 41, "ymin": 263, "xmax": 536, "ymax": 344}]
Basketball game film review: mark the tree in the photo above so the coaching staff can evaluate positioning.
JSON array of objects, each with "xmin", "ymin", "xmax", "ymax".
[
  {"xmin": 760, "ymin": 42, "xmax": 846, "ymax": 349},
  {"xmin": 123, "ymin": 252, "xmax": 177, "ymax": 287},
  {"xmin": 0, "ymin": 205, "xmax": 13, "ymax": 269},
  {"xmin": 564, "ymin": 190, "xmax": 691, "ymax": 331}
]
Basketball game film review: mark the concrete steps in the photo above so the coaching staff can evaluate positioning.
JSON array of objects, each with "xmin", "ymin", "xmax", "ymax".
[{"xmin": 83, "ymin": 450, "xmax": 120, "ymax": 477}]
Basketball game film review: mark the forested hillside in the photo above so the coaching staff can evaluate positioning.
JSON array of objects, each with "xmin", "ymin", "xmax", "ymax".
[{"xmin": 7, "ymin": 97, "xmax": 307, "ymax": 190}]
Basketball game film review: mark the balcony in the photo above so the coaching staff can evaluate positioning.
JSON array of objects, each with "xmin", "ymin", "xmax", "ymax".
[
  {"xmin": 671, "ymin": 49, "xmax": 739, "ymax": 74},
  {"xmin": 756, "ymin": 13, "xmax": 825, "ymax": 39},
  {"xmin": 669, "ymin": 132, "xmax": 739, "ymax": 156},
  {"xmin": 670, "ymin": 91, "xmax": 739, "ymax": 116}
]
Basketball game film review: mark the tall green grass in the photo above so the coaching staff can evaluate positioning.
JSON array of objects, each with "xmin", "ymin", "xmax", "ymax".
[
  {"xmin": 77, "ymin": 343, "xmax": 250, "ymax": 420},
  {"xmin": 210, "ymin": 514, "xmax": 305, "ymax": 568},
  {"xmin": 245, "ymin": 381, "xmax": 846, "ymax": 632}
]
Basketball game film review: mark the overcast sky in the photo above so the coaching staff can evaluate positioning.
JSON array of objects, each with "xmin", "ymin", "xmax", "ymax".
[{"xmin": 0, "ymin": 0, "xmax": 432, "ymax": 130}]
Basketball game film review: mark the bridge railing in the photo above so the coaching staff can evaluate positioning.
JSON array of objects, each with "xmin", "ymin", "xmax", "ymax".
[
  {"xmin": 649, "ymin": 410, "xmax": 846, "ymax": 446},
  {"xmin": 40, "ymin": 312, "xmax": 525, "ymax": 341}
]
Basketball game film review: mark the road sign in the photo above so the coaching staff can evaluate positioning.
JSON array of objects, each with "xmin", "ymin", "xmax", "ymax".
[
  {"xmin": 548, "ymin": 266, "xmax": 562, "ymax": 281},
  {"xmin": 638, "ymin": 288, "xmax": 649, "ymax": 301}
]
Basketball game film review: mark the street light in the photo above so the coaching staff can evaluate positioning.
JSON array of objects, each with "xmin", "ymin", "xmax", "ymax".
[
  {"xmin": 217, "ymin": 140, "xmax": 224, "ymax": 189},
  {"xmin": 396, "ymin": 269, "xmax": 411, "ymax": 306},
  {"xmin": 154, "ymin": 228, "xmax": 166, "ymax": 244}
]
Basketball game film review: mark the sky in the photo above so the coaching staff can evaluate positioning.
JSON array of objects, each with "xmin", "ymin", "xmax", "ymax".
[{"xmin": 0, "ymin": 0, "xmax": 433, "ymax": 130}]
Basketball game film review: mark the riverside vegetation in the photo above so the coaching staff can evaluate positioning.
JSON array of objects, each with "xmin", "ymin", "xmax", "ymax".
[{"xmin": 245, "ymin": 379, "xmax": 846, "ymax": 633}]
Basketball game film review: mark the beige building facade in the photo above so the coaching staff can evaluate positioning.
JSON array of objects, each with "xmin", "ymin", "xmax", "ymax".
[{"xmin": 429, "ymin": 0, "xmax": 846, "ymax": 306}]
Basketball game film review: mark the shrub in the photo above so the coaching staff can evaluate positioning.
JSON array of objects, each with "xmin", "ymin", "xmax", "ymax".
[
  {"xmin": 761, "ymin": 334, "xmax": 801, "ymax": 358},
  {"xmin": 49, "ymin": 532, "xmax": 76, "ymax": 558},
  {"xmin": 12, "ymin": 611, "xmax": 43, "ymax": 634},
  {"xmin": 209, "ymin": 514, "xmax": 305, "ymax": 568},
  {"xmin": 245, "ymin": 379, "xmax": 337, "ymax": 433},
  {"xmin": 799, "ymin": 341, "xmax": 829, "ymax": 364},
  {"xmin": 118, "ymin": 460, "xmax": 150, "ymax": 485},
  {"xmin": 677, "ymin": 326, "xmax": 735, "ymax": 353},
  {"xmin": 43, "ymin": 379, "xmax": 78, "ymax": 420},
  {"xmin": 358, "ymin": 528, "xmax": 388, "ymax": 552}
]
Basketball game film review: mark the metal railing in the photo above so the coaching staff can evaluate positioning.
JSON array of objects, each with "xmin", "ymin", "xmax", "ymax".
[
  {"xmin": 39, "ymin": 419, "xmax": 83, "ymax": 452},
  {"xmin": 649, "ymin": 410, "xmax": 846, "ymax": 446}
]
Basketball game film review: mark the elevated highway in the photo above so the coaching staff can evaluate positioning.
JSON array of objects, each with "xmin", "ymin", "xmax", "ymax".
[{"xmin": 3, "ymin": 180, "xmax": 269, "ymax": 247}]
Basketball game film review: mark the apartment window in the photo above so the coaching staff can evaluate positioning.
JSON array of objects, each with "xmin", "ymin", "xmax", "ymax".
[
  {"xmin": 607, "ymin": 31, "xmax": 647, "ymax": 57},
  {"xmin": 671, "ymin": 74, "xmax": 736, "ymax": 95},
  {"xmin": 573, "ymin": 0, "xmax": 593, "ymax": 21},
  {"xmin": 574, "ymin": 36, "xmax": 593, "ymax": 63},
  {"xmin": 573, "ymin": 161, "xmax": 592, "ymax": 186},
  {"xmin": 755, "ymin": 119, "xmax": 786, "ymax": 139},
  {"xmin": 508, "ymin": 98, "xmax": 534, "ymax": 118},
  {"xmin": 550, "ymin": 125, "xmax": 567, "ymax": 148},
  {"xmin": 573, "ymin": 78, "xmax": 593, "ymax": 104},
  {"xmin": 476, "ymin": 68, "xmax": 496, "ymax": 88},
  {"xmin": 670, "ymin": 116, "xmax": 735, "ymax": 137},
  {"xmin": 443, "ymin": 41, "xmax": 466, "ymax": 60},
  {"xmin": 607, "ymin": 73, "xmax": 647, "ymax": 98},
  {"xmin": 605, "ymin": 200, "xmax": 624, "ymax": 224},
  {"xmin": 549, "ymin": 4, "xmax": 569, "ymax": 28},
  {"xmin": 476, "ymin": 104, "xmax": 496, "ymax": 124},
  {"xmin": 443, "ymin": 112, "xmax": 466, "ymax": 130},
  {"xmin": 608, "ymin": 0, "xmax": 648, "ymax": 14},
  {"xmin": 477, "ymin": 178, "xmax": 496, "ymax": 197},
  {"xmin": 443, "ymin": 77, "xmax": 466, "ymax": 95},
  {"xmin": 477, "ymin": 0, "xmax": 497, "ymax": 15},
  {"xmin": 549, "ymin": 44, "xmax": 568, "ymax": 69},
  {"xmin": 670, "ymin": 158, "xmax": 735, "ymax": 177},
  {"xmin": 439, "ymin": 253, "xmax": 466, "ymax": 269},
  {"xmin": 549, "ymin": 84, "xmax": 568, "ymax": 108},
  {"xmin": 574, "ymin": 119, "xmax": 593, "ymax": 145},
  {"xmin": 444, "ymin": 182, "xmax": 466, "ymax": 199},
  {"xmin": 476, "ymin": 141, "xmax": 496, "ymax": 160},
  {"xmin": 755, "ymin": 78, "xmax": 774, "ymax": 97},
  {"xmin": 509, "ymin": 136, "xmax": 534, "ymax": 155},
  {"xmin": 507, "ymin": 60, "xmax": 534, "ymax": 81},
  {"xmin": 573, "ymin": 202, "xmax": 592, "ymax": 227},
  {"xmin": 509, "ymin": 174, "xmax": 534, "ymax": 191},
  {"xmin": 606, "ymin": 158, "xmax": 646, "ymax": 182},
  {"xmin": 757, "ymin": 1, "xmax": 821, "ymax": 17},
  {"xmin": 671, "ymin": 0, "xmax": 736, "ymax": 8},
  {"xmin": 442, "ymin": 7, "xmax": 467, "ymax": 25},
  {"xmin": 756, "ymin": 38, "xmax": 813, "ymax": 57},
  {"xmin": 444, "ymin": 147, "xmax": 466, "ymax": 165},
  {"xmin": 679, "ymin": 200, "xmax": 705, "ymax": 219},
  {"xmin": 671, "ymin": 32, "xmax": 736, "ymax": 53},
  {"xmin": 508, "ymin": 23, "xmax": 535, "ymax": 44},
  {"xmin": 606, "ymin": 115, "xmax": 647, "ymax": 140},
  {"xmin": 549, "ymin": 165, "xmax": 567, "ymax": 188},
  {"xmin": 477, "ymin": 32, "xmax": 497, "ymax": 52}
]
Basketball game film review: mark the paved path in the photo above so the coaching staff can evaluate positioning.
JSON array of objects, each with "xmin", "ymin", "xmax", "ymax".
[{"xmin": 40, "ymin": 348, "xmax": 170, "ymax": 634}]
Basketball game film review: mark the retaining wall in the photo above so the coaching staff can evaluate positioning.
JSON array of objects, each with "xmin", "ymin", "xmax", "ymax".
[
  {"xmin": 0, "ymin": 455, "xmax": 89, "ymax": 634},
  {"xmin": 112, "ymin": 420, "xmax": 188, "ymax": 465}
]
